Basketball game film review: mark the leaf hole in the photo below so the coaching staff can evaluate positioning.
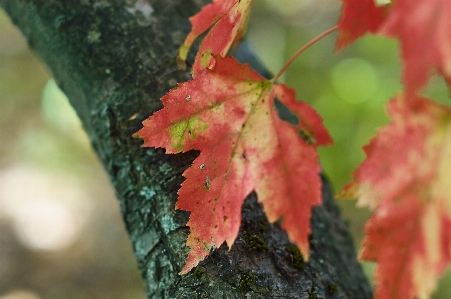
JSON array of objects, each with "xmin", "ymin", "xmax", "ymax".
[{"xmin": 274, "ymin": 97, "xmax": 299, "ymax": 126}]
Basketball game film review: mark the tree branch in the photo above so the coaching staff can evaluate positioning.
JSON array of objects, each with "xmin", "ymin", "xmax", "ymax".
[{"xmin": 0, "ymin": 0, "xmax": 372, "ymax": 298}]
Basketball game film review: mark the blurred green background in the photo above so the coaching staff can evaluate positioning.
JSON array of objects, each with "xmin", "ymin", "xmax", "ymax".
[{"xmin": 1, "ymin": 1, "xmax": 450, "ymax": 298}]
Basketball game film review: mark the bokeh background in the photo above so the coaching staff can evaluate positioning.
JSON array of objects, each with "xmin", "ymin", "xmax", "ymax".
[{"xmin": 1, "ymin": 1, "xmax": 450, "ymax": 298}]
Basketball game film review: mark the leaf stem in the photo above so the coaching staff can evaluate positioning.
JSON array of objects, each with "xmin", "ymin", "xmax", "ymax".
[{"xmin": 271, "ymin": 25, "xmax": 339, "ymax": 83}]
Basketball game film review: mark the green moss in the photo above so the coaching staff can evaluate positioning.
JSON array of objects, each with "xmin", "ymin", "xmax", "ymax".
[
  {"xmin": 328, "ymin": 283, "xmax": 338, "ymax": 294},
  {"xmin": 308, "ymin": 291, "xmax": 318, "ymax": 299},
  {"xmin": 258, "ymin": 222, "xmax": 270, "ymax": 232},
  {"xmin": 86, "ymin": 30, "xmax": 101, "ymax": 43},
  {"xmin": 193, "ymin": 266, "xmax": 205, "ymax": 278},
  {"xmin": 238, "ymin": 271, "xmax": 256, "ymax": 292},
  {"xmin": 244, "ymin": 231, "xmax": 268, "ymax": 252},
  {"xmin": 285, "ymin": 244, "xmax": 305, "ymax": 270},
  {"xmin": 195, "ymin": 293, "xmax": 210, "ymax": 299}
]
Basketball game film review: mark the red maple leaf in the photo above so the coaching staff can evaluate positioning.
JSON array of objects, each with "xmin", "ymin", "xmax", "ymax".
[
  {"xmin": 178, "ymin": 0, "xmax": 252, "ymax": 72},
  {"xmin": 336, "ymin": 0, "xmax": 391, "ymax": 50},
  {"xmin": 135, "ymin": 56, "xmax": 332, "ymax": 273},
  {"xmin": 337, "ymin": 0, "xmax": 451, "ymax": 95},
  {"xmin": 340, "ymin": 95, "xmax": 451, "ymax": 299},
  {"xmin": 380, "ymin": 0, "xmax": 451, "ymax": 95}
]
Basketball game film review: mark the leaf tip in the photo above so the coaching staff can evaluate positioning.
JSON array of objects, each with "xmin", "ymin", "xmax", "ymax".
[
  {"xmin": 336, "ymin": 181, "xmax": 359, "ymax": 200},
  {"xmin": 177, "ymin": 56, "xmax": 187, "ymax": 71},
  {"xmin": 132, "ymin": 132, "xmax": 143, "ymax": 140}
]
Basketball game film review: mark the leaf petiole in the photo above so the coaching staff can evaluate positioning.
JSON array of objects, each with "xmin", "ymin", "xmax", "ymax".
[{"xmin": 271, "ymin": 25, "xmax": 339, "ymax": 83}]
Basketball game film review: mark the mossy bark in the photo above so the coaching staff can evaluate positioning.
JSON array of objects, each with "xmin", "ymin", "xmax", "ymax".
[{"xmin": 0, "ymin": 1, "xmax": 373, "ymax": 298}]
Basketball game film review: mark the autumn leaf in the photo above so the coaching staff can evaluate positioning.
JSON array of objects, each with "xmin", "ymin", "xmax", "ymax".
[
  {"xmin": 340, "ymin": 95, "xmax": 451, "ymax": 299},
  {"xmin": 380, "ymin": 0, "xmax": 451, "ymax": 95},
  {"xmin": 135, "ymin": 56, "xmax": 332, "ymax": 274},
  {"xmin": 336, "ymin": 0, "xmax": 391, "ymax": 50},
  {"xmin": 337, "ymin": 0, "xmax": 451, "ymax": 95},
  {"xmin": 178, "ymin": 0, "xmax": 252, "ymax": 72}
]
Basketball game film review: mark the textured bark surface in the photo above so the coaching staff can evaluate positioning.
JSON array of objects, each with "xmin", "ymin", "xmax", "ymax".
[{"xmin": 0, "ymin": 1, "xmax": 372, "ymax": 298}]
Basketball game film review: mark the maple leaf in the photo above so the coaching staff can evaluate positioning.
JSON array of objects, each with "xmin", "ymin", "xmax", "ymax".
[
  {"xmin": 380, "ymin": 0, "xmax": 451, "ymax": 95},
  {"xmin": 337, "ymin": 0, "xmax": 451, "ymax": 94},
  {"xmin": 340, "ymin": 95, "xmax": 451, "ymax": 299},
  {"xmin": 336, "ymin": 0, "xmax": 391, "ymax": 50},
  {"xmin": 178, "ymin": 0, "xmax": 252, "ymax": 72},
  {"xmin": 135, "ymin": 56, "xmax": 332, "ymax": 274}
]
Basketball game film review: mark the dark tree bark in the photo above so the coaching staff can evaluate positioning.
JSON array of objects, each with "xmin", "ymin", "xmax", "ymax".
[{"xmin": 0, "ymin": 1, "xmax": 372, "ymax": 298}]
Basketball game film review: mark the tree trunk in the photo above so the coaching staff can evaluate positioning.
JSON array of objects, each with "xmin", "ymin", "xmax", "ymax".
[{"xmin": 0, "ymin": 1, "xmax": 372, "ymax": 298}]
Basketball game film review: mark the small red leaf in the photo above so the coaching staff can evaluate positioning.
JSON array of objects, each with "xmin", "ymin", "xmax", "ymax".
[
  {"xmin": 337, "ymin": 0, "xmax": 451, "ymax": 94},
  {"xmin": 336, "ymin": 0, "xmax": 391, "ymax": 50},
  {"xmin": 380, "ymin": 0, "xmax": 451, "ymax": 94},
  {"xmin": 178, "ymin": 0, "xmax": 252, "ymax": 72}
]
